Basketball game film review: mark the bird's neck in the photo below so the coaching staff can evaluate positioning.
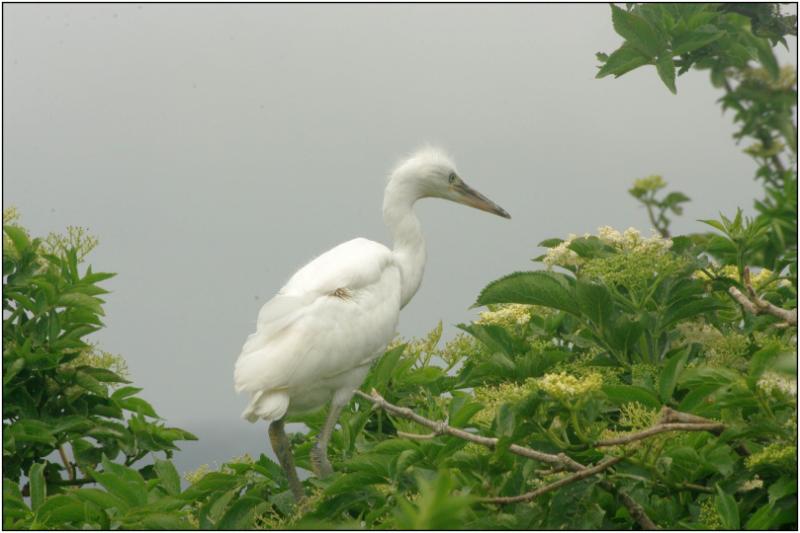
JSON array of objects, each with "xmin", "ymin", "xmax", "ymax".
[{"xmin": 383, "ymin": 181, "xmax": 426, "ymax": 309}]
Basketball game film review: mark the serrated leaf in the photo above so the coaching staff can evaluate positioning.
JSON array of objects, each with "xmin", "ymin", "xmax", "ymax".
[
  {"xmin": 656, "ymin": 55, "xmax": 677, "ymax": 94},
  {"xmin": 671, "ymin": 26, "xmax": 725, "ymax": 55},
  {"xmin": 117, "ymin": 397, "xmax": 159, "ymax": 418},
  {"xmin": 597, "ymin": 43, "xmax": 651, "ymax": 78},
  {"xmin": 475, "ymin": 271, "xmax": 579, "ymax": 316},
  {"xmin": 154, "ymin": 459, "xmax": 181, "ymax": 496},
  {"xmin": 610, "ymin": 4, "xmax": 664, "ymax": 57},
  {"xmin": 576, "ymin": 280, "xmax": 614, "ymax": 328}
]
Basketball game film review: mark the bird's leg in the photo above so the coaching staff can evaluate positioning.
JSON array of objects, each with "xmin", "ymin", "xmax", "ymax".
[
  {"xmin": 268, "ymin": 418, "xmax": 304, "ymax": 502},
  {"xmin": 310, "ymin": 402, "xmax": 346, "ymax": 478}
]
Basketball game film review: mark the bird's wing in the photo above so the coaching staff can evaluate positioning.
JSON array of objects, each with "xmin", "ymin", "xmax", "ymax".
[{"xmin": 234, "ymin": 238, "xmax": 401, "ymax": 394}]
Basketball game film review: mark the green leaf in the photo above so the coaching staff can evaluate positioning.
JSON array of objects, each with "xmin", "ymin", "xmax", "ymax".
[
  {"xmin": 659, "ymin": 348, "xmax": 690, "ymax": 402},
  {"xmin": 603, "ymin": 384, "xmax": 661, "ymax": 410},
  {"xmin": 117, "ymin": 397, "xmax": 159, "ymax": 418},
  {"xmin": 3, "ymin": 357, "xmax": 26, "ymax": 386},
  {"xmin": 216, "ymin": 496, "xmax": 266, "ymax": 529},
  {"xmin": 576, "ymin": 280, "xmax": 614, "ymax": 328},
  {"xmin": 753, "ymin": 37, "xmax": 779, "ymax": 78},
  {"xmin": 75, "ymin": 370, "xmax": 108, "ymax": 397},
  {"xmin": 567, "ymin": 237, "xmax": 615, "ymax": 259},
  {"xmin": 671, "ymin": 26, "xmax": 725, "ymax": 55},
  {"xmin": 495, "ymin": 403, "xmax": 515, "ymax": 438},
  {"xmin": 610, "ymin": 4, "xmax": 664, "ymax": 57},
  {"xmin": 90, "ymin": 458, "xmax": 148, "ymax": 507},
  {"xmin": 656, "ymin": 55, "xmax": 677, "ymax": 94},
  {"xmin": 154, "ymin": 459, "xmax": 181, "ymax": 496},
  {"xmin": 9, "ymin": 419, "xmax": 56, "ymax": 446},
  {"xmin": 597, "ymin": 43, "xmax": 651, "ymax": 78},
  {"xmin": 475, "ymin": 271, "xmax": 579, "ymax": 316},
  {"xmin": 699, "ymin": 218, "xmax": 728, "ymax": 234},
  {"xmin": 180, "ymin": 472, "xmax": 240, "ymax": 500},
  {"xmin": 370, "ymin": 344, "xmax": 406, "ymax": 389},
  {"xmin": 747, "ymin": 343, "xmax": 781, "ymax": 387},
  {"xmin": 3, "ymin": 225, "xmax": 31, "ymax": 254},
  {"xmin": 538, "ymin": 238, "xmax": 564, "ymax": 247},
  {"xmin": 768, "ymin": 476, "xmax": 796, "ymax": 503},
  {"xmin": 35, "ymin": 495, "xmax": 86, "ymax": 526},
  {"xmin": 110, "ymin": 386, "xmax": 144, "ymax": 400},
  {"xmin": 715, "ymin": 484, "xmax": 740, "ymax": 529},
  {"xmin": 73, "ymin": 487, "xmax": 128, "ymax": 512},
  {"xmin": 28, "ymin": 463, "xmax": 46, "ymax": 511},
  {"xmin": 56, "ymin": 293, "xmax": 104, "ymax": 316},
  {"xmin": 745, "ymin": 502, "xmax": 776, "ymax": 530},
  {"xmin": 77, "ymin": 366, "xmax": 131, "ymax": 384}
]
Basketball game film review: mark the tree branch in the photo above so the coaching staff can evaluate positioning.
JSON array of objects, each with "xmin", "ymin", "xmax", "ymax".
[
  {"xmin": 595, "ymin": 422, "xmax": 724, "ymax": 447},
  {"xmin": 57, "ymin": 445, "xmax": 75, "ymax": 481},
  {"xmin": 599, "ymin": 481, "xmax": 659, "ymax": 530},
  {"xmin": 729, "ymin": 267, "xmax": 797, "ymax": 326},
  {"xmin": 479, "ymin": 456, "xmax": 624, "ymax": 504},
  {"xmin": 354, "ymin": 389, "xmax": 578, "ymax": 470}
]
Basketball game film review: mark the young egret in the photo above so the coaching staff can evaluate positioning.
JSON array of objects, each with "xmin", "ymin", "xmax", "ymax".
[{"xmin": 234, "ymin": 147, "xmax": 509, "ymax": 501}]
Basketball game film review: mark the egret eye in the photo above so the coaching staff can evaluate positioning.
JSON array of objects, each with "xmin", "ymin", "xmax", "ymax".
[{"xmin": 448, "ymin": 173, "xmax": 457, "ymax": 184}]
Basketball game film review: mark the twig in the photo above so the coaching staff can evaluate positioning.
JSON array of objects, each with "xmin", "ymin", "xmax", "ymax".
[
  {"xmin": 600, "ymin": 481, "xmax": 659, "ymax": 530},
  {"xmin": 595, "ymin": 422, "xmax": 724, "ymax": 447},
  {"xmin": 479, "ymin": 456, "xmax": 624, "ymax": 504},
  {"xmin": 57, "ymin": 445, "xmax": 75, "ymax": 481},
  {"xmin": 396, "ymin": 430, "xmax": 437, "ymax": 441},
  {"xmin": 729, "ymin": 267, "xmax": 797, "ymax": 326}
]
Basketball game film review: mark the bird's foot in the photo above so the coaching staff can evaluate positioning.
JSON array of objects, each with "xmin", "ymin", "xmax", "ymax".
[{"xmin": 310, "ymin": 443, "xmax": 334, "ymax": 478}]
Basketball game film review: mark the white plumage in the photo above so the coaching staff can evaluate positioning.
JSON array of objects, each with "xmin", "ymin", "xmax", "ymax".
[
  {"xmin": 235, "ymin": 238, "xmax": 400, "ymax": 421},
  {"xmin": 233, "ymin": 147, "xmax": 509, "ymax": 500}
]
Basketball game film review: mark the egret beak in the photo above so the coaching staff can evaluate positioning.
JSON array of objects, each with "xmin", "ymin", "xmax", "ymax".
[{"xmin": 453, "ymin": 181, "xmax": 511, "ymax": 219}]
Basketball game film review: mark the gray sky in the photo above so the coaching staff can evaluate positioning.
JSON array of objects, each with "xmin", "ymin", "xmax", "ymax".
[{"xmin": 4, "ymin": 3, "xmax": 796, "ymax": 475}]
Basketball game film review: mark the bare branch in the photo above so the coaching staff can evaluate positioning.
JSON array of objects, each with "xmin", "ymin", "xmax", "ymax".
[
  {"xmin": 479, "ymin": 456, "xmax": 625, "ymax": 504},
  {"xmin": 595, "ymin": 422, "xmax": 724, "ymax": 447},
  {"xmin": 729, "ymin": 267, "xmax": 797, "ymax": 326},
  {"xmin": 57, "ymin": 445, "xmax": 75, "ymax": 481},
  {"xmin": 600, "ymin": 481, "xmax": 659, "ymax": 530}
]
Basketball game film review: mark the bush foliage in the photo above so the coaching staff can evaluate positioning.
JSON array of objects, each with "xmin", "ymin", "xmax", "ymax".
[{"xmin": 3, "ymin": 3, "xmax": 796, "ymax": 530}]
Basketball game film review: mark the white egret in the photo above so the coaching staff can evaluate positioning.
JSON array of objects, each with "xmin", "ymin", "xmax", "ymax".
[{"xmin": 234, "ymin": 147, "xmax": 509, "ymax": 500}]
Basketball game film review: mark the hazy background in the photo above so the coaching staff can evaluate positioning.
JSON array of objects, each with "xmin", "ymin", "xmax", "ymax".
[{"xmin": 4, "ymin": 3, "xmax": 796, "ymax": 475}]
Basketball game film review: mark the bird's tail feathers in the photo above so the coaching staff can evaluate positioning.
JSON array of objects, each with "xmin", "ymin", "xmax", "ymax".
[{"xmin": 241, "ymin": 391, "xmax": 290, "ymax": 423}]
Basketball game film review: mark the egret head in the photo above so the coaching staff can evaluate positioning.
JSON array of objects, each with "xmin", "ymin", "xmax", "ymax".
[{"xmin": 389, "ymin": 147, "xmax": 511, "ymax": 219}]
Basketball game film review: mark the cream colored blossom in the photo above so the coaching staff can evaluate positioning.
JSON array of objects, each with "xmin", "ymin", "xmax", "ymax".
[
  {"xmin": 745, "ymin": 443, "xmax": 797, "ymax": 470},
  {"xmin": 477, "ymin": 303, "xmax": 533, "ymax": 327},
  {"xmin": 543, "ymin": 239, "xmax": 581, "ymax": 268},
  {"xmin": 738, "ymin": 477, "xmax": 764, "ymax": 492},
  {"xmin": 473, "ymin": 379, "xmax": 537, "ymax": 424},
  {"xmin": 757, "ymin": 372, "xmax": 797, "ymax": 397},
  {"xmin": 536, "ymin": 372, "xmax": 603, "ymax": 402}
]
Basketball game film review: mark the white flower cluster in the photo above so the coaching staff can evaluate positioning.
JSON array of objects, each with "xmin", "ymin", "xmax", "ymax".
[
  {"xmin": 597, "ymin": 225, "xmax": 672, "ymax": 253},
  {"xmin": 542, "ymin": 226, "xmax": 672, "ymax": 269},
  {"xmin": 536, "ymin": 371, "xmax": 603, "ymax": 402},
  {"xmin": 542, "ymin": 233, "xmax": 582, "ymax": 268},
  {"xmin": 477, "ymin": 303, "xmax": 533, "ymax": 326},
  {"xmin": 757, "ymin": 371, "xmax": 797, "ymax": 397}
]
